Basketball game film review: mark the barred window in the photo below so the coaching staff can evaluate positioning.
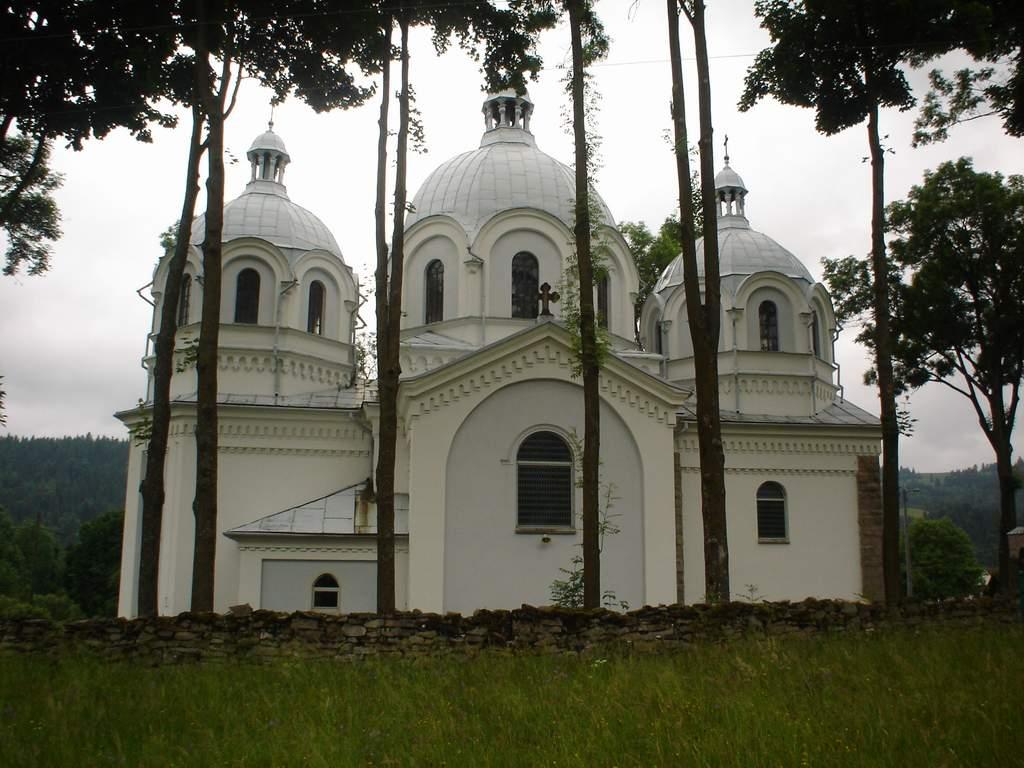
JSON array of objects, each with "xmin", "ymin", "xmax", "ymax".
[
  {"xmin": 756, "ymin": 481, "xmax": 788, "ymax": 542},
  {"xmin": 235, "ymin": 268, "xmax": 260, "ymax": 324},
  {"xmin": 759, "ymin": 300, "xmax": 779, "ymax": 351},
  {"xmin": 425, "ymin": 259, "xmax": 444, "ymax": 324},
  {"xmin": 517, "ymin": 431, "xmax": 573, "ymax": 528},
  {"xmin": 597, "ymin": 274, "xmax": 609, "ymax": 330},
  {"xmin": 177, "ymin": 274, "xmax": 192, "ymax": 327},
  {"xmin": 511, "ymin": 252, "xmax": 539, "ymax": 318},
  {"xmin": 811, "ymin": 310, "xmax": 821, "ymax": 358},
  {"xmin": 307, "ymin": 280, "xmax": 325, "ymax": 335},
  {"xmin": 312, "ymin": 573, "xmax": 340, "ymax": 610}
]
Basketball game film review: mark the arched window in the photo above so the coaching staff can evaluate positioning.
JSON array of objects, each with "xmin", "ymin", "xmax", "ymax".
[
  {"xmin": 517, "ymin": 431, "xmax": 573, "ymax": 529},
  {"xmin": 758, "ymin": 300, "xmax": 779, "ymax": 351},
  {"xmin": 511, "ymin": 252, "xmax": 539, "ymax": 319},
  {"xmin": 596, "ymin": 274, "xmax": 609, "ymax": 330},
  {"xmin": 177, "ymin": 274, "xmax": 192, "ymax": 327},
  {"xmin": 811, "ymin": 310, "xmax": 821, "ymax": 358},
  {"xmin": 425, "ymin": 259, "xmax": 444, "ymax": 324},
  {"xmin": 312, "ymin": 573, "xmax": 340, "ymax": 610},
  {"xmin": 756, "ymin": 481, "xmax": 788, "ymax": 541},
  {"xmin": 307, "ymin": 280, "xmax": 325, "ymax": 335},
  {"xmin": 235, "ymin": 268, "xmax": 260, "ymax": 324}
]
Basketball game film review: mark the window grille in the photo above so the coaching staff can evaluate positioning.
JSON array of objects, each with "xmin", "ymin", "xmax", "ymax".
[
  {"xmin": 312, "ymin": 573, "xmax": 340, "ymax": 610},
  {"xmin": 307, "ymin": 280, "xmax": 325, "ymax": 335},
  {"xmin": 511, "ymin": 252, "xmax": 539, "ymax": 318},
  {"xmin": 597, "ymin": 274, "xmax": 609, "ymax": 330},
  {"xmin": 517, "ymin": 431, "xmax": 573, "ymax": 528},
  {"xmin": 235, "ymin": 268, "xmax": 260, "ymax": 324},
  {"xmin": 425, "ymin": 260, "xmax": 444, "ymax": 323},
  {"xmin": 756, "ymin": 481, "xmax": 788, "ymax": 541},
  {"xmin": 759, "ymin": 300, "xmax": 779, "ymax": 351},
  {"xmin": 177, "ymin": 274, "xmax": 192, "ymax": 327}
]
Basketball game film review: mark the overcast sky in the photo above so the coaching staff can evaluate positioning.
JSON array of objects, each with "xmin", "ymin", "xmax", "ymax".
[{"xmin": 0, "ymin": 1, "xmax": 1019, "ymax": 472}]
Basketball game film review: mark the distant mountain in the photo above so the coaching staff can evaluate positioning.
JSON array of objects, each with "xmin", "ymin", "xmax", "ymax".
[
  {"xmin": 0, "ymin": 435, "xmax": 128, "ymax": 544},
  {"xmin": 900, "ymin": 461, "xmax": 1024, "ymax": 568}
]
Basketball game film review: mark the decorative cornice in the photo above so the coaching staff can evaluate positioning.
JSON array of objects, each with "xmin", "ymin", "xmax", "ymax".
[
  {"xmin": 677, "ymin": 436, "xmax": 879, "ymax": 456},
  {"xmin": 220, "ymin": 446, "xmax": 370, "ymax": 457},
  {"xmin": 678, "ymin": 466, "xmax": 856, "ymax": 477},
  {"xmin": 238, "ymin": 542, "xmax": 409, "ymax": 554}
]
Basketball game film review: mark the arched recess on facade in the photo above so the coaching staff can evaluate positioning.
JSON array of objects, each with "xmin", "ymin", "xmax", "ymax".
[
  {"xmin": 804, "ymin": 283, "xmax": 837, "ymax": 362},
  {"xmin": 152, "ymin": 246, "xmax": 205, "ymax": 336},
  {"xmin": 473, "ymin": 209, "xmax": 573, "ymax": 321},
  {"xmin": 639, "ymin": 290, "xmax": 666, "ymax": 354},
  {"xmin": 221, "ymin": 240, "xmax": 290, "ymax": 325},
  {"xmin": 402, "ymin": 224, "xmax": 465, "ymax": 328},
  {"xmin": 294, "ymin": 251, "xmax": 355, "ymax": 342},
  {"xmin": 442, "ymin": 377, "xmax": 645, "ymax": 613},
  {"xmin": 734, "ymin": 271, "xmax": 807, "ymax": 353},
  {"xmin": 593, "ymin": 224, "xmax": 641, "ymax": 342}
]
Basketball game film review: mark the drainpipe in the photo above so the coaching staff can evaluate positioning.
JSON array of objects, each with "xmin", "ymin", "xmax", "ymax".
[
  {"xmin": 832, "ymin": 323, "xmax": 844, "ymax": 400},
  {"xmin": 273, "ymin": 279, "xmax": 299, "ymax": 404},
  {"xmin": 729, "ymin": 309, "xmax": 740, "ymax": 413},
  {"xmin": 468, "ymin": 247, "xmax": 486, "ymax": 345}
]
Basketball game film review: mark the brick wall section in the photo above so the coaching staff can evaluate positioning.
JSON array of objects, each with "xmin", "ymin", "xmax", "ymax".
[
  {"xmin": 0, "ymin": 598, "xmax": 1014, "ymax": 665},
  {"xmin": 857, "ymin": 454, "xmax": 885, "ymax": 602}
]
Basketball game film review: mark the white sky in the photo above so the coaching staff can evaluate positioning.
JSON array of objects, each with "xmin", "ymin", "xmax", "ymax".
[{"xmin": 0, "ymin": 1, "xmax": 1019, "ymax": 472}]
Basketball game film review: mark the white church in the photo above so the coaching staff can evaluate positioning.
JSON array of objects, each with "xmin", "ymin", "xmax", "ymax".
[{"xmin": 116, "ymin": 91, "xmax": 883, "ymax": 617}]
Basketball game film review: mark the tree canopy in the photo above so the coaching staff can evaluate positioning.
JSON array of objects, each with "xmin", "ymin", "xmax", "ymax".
[{"xmin": 904, "ymin": 518, "xmax": 984, "ymax": 599}]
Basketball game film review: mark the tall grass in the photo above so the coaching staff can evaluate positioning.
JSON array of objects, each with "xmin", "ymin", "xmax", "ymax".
[{"xmin": 1, "ymin": 627, "xmax": 1020, "ymax": 767}]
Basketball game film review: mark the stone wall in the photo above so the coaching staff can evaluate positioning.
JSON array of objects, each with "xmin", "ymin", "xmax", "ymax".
[{"xmin": 0, "ymin": 598, "xmax": 1016, "ymax": 666}]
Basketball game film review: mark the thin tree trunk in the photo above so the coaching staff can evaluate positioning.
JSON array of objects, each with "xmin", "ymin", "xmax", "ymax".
[
  {"xmin": 374, "ymin": 19, "xmax": 396, "ymax": 615},
  {"xmin": 669, "ymin": 0, "xmax": 729, "ymax": 602},
  {"xmin": 137, "ymin": 102, "xmax": 206, "ymax": 617},
  {"xmin": 568, "ymin": 1, "xmax": 601, "ymax": 610},
  {"xmin": 191, "ymin": 27, "xmax": 231, "ymax": 613},
  {"xmin": 688, "ymin": 0, "xmax": 729, "ymax": 602},
  {"xmin": 985, "ymin": 394, "xmax": 1018, "ymax": 591},
  {"xmin": 865, "ymin": 101, "xmax": 901, "ymax": 605}
]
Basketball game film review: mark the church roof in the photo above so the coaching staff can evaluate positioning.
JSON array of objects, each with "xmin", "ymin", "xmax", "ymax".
[
  {"xmin": 405, "ymin": 92, "xmax": 614, "ymax": 239},
  {"xmin": 678, "ymin": 398, "xmax": 880, "ymax": 427}
]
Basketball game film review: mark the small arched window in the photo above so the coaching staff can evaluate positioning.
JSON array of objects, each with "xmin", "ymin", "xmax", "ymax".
[
  {"xmin": 312, "ymin": 573, "xmax": 340, "ymax": 610},
  {"xmin": 177, "ymin": 274, "xmax": 192, "ymax": 327},
  {"xmin": 811, "ymin": 310, "xmax": 822, "ymax": 358},
  {"xmin": 511, "ymin": 252, "xmax": 539, "ymax": 319},
  {"xmin": 596, "ymin": 274, "xmax": 609, "ymax": 330},
  {"xmin": 307, "ymin": 280, "xmax": 325, "ymax": 335},
  {"xmin": 759, "ymin": 300, "xmax": 779, "ymax": 351},
  {"xmin": 517, "ymin": 431, "xmax": 573, "ymax": 529},
  {"xmin": 425, "ymin": 259, "xmax": 444, "ymax": 324},
  {"xmin": 235, "ymin": 268, "xmax": 261, "ymax": 324},
  {"xmin": 756, "ymin": 481, "xmax": 788, "ymax": 542}
]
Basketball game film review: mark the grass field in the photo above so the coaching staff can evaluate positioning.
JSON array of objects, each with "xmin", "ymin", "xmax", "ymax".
[{"xmin": 1, "ymin": 627, "xmax": 1021, "ymax": 767}]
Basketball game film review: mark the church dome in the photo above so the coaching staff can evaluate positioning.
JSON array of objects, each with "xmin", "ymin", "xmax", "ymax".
[
  {"xmin": 190, "ymin": 124, "xmax": 343, "ymax": 261},
  {"xmin": 405, "ymin": 90, "xmax": 614, "ymax": 239},
  {"xmin": 654, "ymin": 160, "xmax": 812, "ymax": 293}
]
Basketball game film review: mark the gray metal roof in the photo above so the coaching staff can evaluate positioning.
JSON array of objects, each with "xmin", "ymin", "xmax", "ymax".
[
  {"xmin": 226, "ymin": 483, "xmax": 409, "ymax": 537},
  {"xmin": 405, "ymin": 125, "xmax": 614, "ymax": 239},
  {"xmin": 191, "ymin": 184, "xmax": 342, "ymax": 260},
  {"xmin": 247, "ymin": 128, "xmax": 289, "ymax": 159},
  {"xmin": 164, "ymin": 386, "xmax": 370, "ymax": 411},
  {"xmin": 678, "ymin": 398, "xmax": 880, "ymax": 428},
  {"xmin": 402, "ymin": 330, "xmax": 479, "ymax": 349}
]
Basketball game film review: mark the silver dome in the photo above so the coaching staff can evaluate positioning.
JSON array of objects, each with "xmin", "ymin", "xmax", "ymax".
[
  {"xmin": 190, "ymin": 181, "xmax": 343, "ymax": 260},
  {"xmin": 654, "ymin": 218, "xmax": 813, "ymax": 293},
  {"xmin": 406, "ymin": 106, "xmax": 614, "ymax": 239},
  {"xmin": 248, "ymin": 129, "xmax": 290, "ymax": 159}
]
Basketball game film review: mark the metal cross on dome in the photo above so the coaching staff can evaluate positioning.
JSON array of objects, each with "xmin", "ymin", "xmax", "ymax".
[{"xmin": 538, "ymin": 282, "xmax": 560, "ymax": 317}]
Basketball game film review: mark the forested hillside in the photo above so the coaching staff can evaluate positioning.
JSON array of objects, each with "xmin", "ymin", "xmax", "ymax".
[
  {"xmin": 901, "ymin": 461, "xmax": 1024, "ymax": 569},
  {"xmin": 0, "ymin": 435, "xmax": 128, "ymax": 544}
]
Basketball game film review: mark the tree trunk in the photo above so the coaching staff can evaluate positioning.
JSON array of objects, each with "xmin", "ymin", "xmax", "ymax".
[
  {"xmin": 668, "ymin": 0, "xmax": 729, "ymax": 602},
  {"xmin": 568, "ymin": 1, "xmax": 602, "ymax": 610},
  {"xmin": 137, "ymin": 102, "xmax": 206, "ymax": 617},
  {"xmin": 191, "ymin": 25, "xmax": 230, "ymax": 613},
  {"xmin": 985, "ymin": 393, "xmax": 1018, "ymax": 591},
  {"xmin": 865, "ymin": 101, "xmax": 901, "ymax": 605},
  {"xmin": 374, "ymin": 19, "xmax": 396, "ymax": 615}
]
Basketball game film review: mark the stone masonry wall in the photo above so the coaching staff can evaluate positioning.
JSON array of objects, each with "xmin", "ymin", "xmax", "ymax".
[{"xmin": 0, "ymin": 597, "xmax": 1016, "ymax": 666}]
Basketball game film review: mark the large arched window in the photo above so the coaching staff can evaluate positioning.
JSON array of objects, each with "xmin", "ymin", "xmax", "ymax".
[
  {"xmin": 811, "ymin": 310, "xmax": 822, "ymax": 358},
  {"xmin": 312, "ymin": 573, "xmax": 340, "ymax": 610},
  {"xmin": 756, "ymin": 481, "xmax": 788, "ymax": 541},
  {"xmin": 177, "ymin": 274, "xmax": 192, "ymax": 327},
  {"xmin": 235, "ymin": 268, "xmax": 260, "ymax": 324},
  {"xmin": 758, "ymin": 300, "xmax": 779, "ymax": 351},
  {"xmin": 511, "ymin": 252, "xmax": 539, "ymax": 319},
  {"xmin": 517, "ymin": 431, "xmax": 573, "ymax": 529},
  {"xmin": 425, "ymin": 259, "xmax": 444, "ymax": 324},
  {"xmin": 307, "ymin": 280, "xmax": 325, "ymax": 335},
  {"xmin": 596, "ymin": 274, "xmax": 609, "ymax": 330}
]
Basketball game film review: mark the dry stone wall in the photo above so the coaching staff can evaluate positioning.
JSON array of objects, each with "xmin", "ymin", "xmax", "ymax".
[{"xmin": 0, "ymin": 598, "xmax": 1016, "ymax": 665}]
